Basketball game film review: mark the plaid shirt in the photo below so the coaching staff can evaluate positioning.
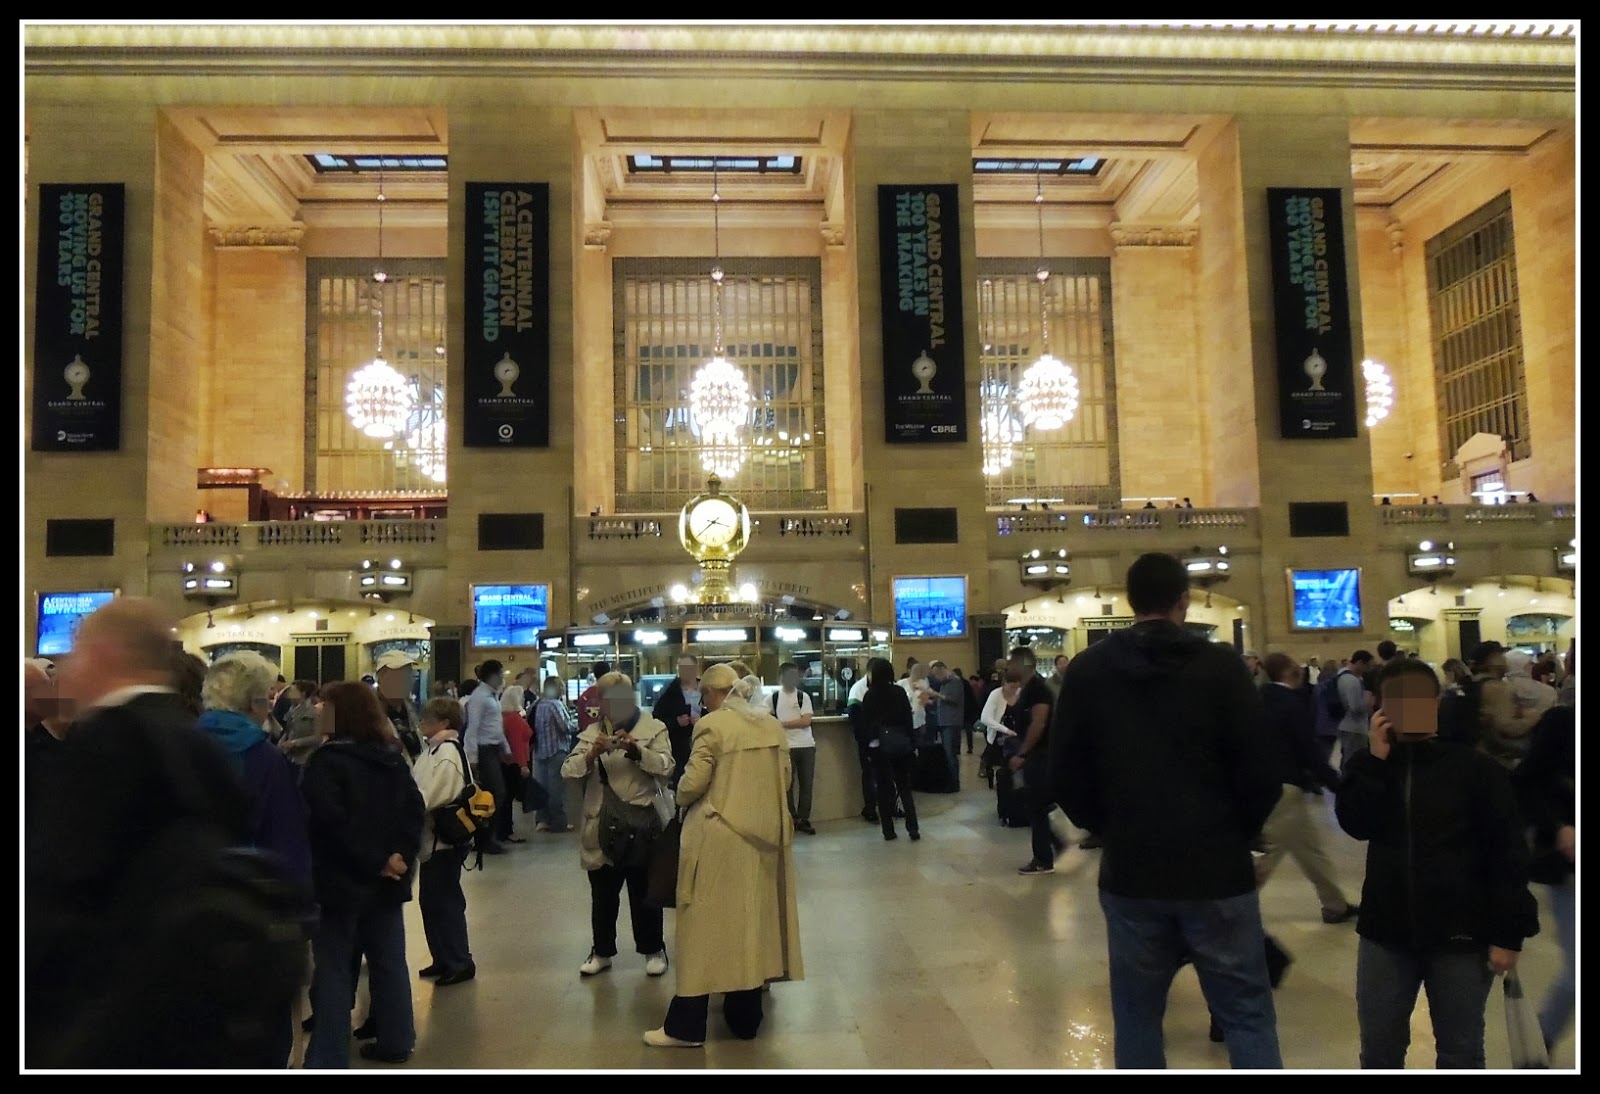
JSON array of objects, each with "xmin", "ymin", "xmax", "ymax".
[{"xmin": 532, "ymin": 697, "xmax": 572, "ymax": 760}]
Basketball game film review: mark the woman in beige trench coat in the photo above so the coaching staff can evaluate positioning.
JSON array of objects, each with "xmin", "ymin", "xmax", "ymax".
[{"xmin": 644, "ymin": 663, "xmax": 804, "ymax": 1048}]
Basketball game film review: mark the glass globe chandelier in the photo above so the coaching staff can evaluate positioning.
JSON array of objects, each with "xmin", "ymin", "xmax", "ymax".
[
  {"xmin": 345, "ymin": 165, "xmax": 416, "ymax": 440},
  {"xmin": 407, "ymin": 418, "xmax": 447, "ymax": 484},
  {"xmin": 687, "ymin": 161, "xmax": 751, "ymax": 475},
  {"xmin": 980, "ymin": 379, "xmax": 1023, "ymax": 477},
  {"xmin": 1015, "ymin": 170, "xmax": 1080, "ymax": 433},
  {"xmin": 1363, "ymin": 357, "xmax": 1394, "ymax": 428}
]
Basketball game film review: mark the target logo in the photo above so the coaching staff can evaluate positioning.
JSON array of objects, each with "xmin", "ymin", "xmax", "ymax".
[{"xmin": 498, "ymin": 424, "xmax": 514, "ymax": 441}]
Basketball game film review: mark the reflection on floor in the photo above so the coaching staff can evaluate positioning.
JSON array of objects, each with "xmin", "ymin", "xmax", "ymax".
[{"xmin": 315, "ymin": 758, "xmax": 1574, "ymax": 1071}]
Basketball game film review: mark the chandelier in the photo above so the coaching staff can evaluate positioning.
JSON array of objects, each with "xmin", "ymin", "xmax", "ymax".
[
  {"xmin": 1016, "ymin": 170, "xmax": 1080, "ymax": 433},
  {"xmin": 345, "ymin": 164, "xmax": 416, "ymax": 440},
  {"xmin": 1363, "ymin": 357, "xmax": 1394, "ymax": 428},
  {"xmin": 980, "ymin": 378, "xmax": 1023, "ymax": 476},
  {"xmin": 407, "ymin": 418, "xmax": 447, "ymax": 483},
  {"xmin": 686, "ymin": 162, "xmax": 751, "ymax": 475}
]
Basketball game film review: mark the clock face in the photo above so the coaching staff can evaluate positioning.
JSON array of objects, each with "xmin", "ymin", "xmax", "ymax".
[{"xmin": 688, "ymin": 498, "xmax": 739, "ymax": 548}]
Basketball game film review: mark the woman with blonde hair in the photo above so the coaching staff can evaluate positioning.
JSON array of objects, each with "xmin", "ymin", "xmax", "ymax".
[
  {"xmin": 496, "ymin": 684, "xmax": 534, "ymax": 844},
  {"xmin": 562, "ymin": 671, "xmax": 675, "ymax": 979},
  {"xmin": 644, "ymin": 663, "xmax": 804, "ymax": 1048}
]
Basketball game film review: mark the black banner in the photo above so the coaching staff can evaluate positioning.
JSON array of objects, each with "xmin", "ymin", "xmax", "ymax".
[
  {"xmin": 32, "ymin": 183, "xmax": 124, "ymax": 451},
  {"xmin": 464, "ymin": 183, "xmax": 550, "ymax": 447},
  {"xmin": 1267, "ymin": 187, "xmax": 1358, "ymax": 439},
  {"xmin": 878, "ymin": 184, "xmax": 967, "ymax": 443}
]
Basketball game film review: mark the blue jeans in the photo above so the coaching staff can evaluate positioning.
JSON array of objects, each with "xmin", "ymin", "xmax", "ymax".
[
  {"xmin": 305, "ymin": 900, "xmax": 414, "ymax": 1068},
  {"xmin": 939, "ymin": 723, "xmax": 961, "ymax": 790},
  {"xmin": 1356, "ymin": 937, "xmax": 1494, "ymax": 1068},
  {"xmin": 1099, "ymin": 889, "xmax": 1282, "ymax": 1069},
  {"xmin": 1538, "ymin": 878, "xmax": 1575, "ymax": 1046},
  {"xmin": 536, "ymin": 753, "xmax": 568, "ymax": 830}
]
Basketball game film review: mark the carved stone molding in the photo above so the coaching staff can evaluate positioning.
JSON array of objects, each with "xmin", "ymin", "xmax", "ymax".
[
  {"xmin": 208, "ymin": 224, "xmax": 305, "ymax": 249},
  {"xmin": 583, "ymin": 221, "xmax": 613, "ymax": 250},
  {"xmin": 820, "ymin": 223, "xmax": 846, "ymax": 248},
  {"xmin": 1386, "ymin": 220, "xmax": 1405, "ymax": 255},
  {"xmin": 1110, "ymin": 223, "xmax": 1198, "ymax": 249}
]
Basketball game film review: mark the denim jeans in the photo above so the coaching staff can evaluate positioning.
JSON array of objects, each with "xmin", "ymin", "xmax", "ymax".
[
  {"xmin": 1538, "ymin": 878, "xmax": 1575, "ymax": 1047},
  {"xmin": 1098, "ymin": 889, "xmax": 1282, "ymax": 1069},
  {"xmin": 536, "ymin": 753, "xmax": 568, "ymax": 829},
  {"xmin": 1355, "ymin": 937, "xmax": 1494, "ymax": 1068},
  {"xmin": 938, "ymin": 723, "xmax": 961, "ymax": 790},
  {"xmin": 305, "ymin": 899, "xmax": 414, "ymax": 1068}
]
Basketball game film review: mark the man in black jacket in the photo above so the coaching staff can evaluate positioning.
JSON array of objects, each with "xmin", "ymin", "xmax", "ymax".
[
  {"xmin": 1258, "ymin": 653, "xmax": 1359, "ymax": 925},
  {"xmin": 651, "ymin": 653, "xmax": 702, "ymax": 789},
  {"xmin": 27, "ymin": 598, "xmax": 260, "ymax": 1068},
  {"xmin": 1053, "ymin": 553, "xmax": 1283, "ymax": 1069},
  {"xmin": 1336, "ymin": 658, "xmax": 1539, "ymax": 1069}
]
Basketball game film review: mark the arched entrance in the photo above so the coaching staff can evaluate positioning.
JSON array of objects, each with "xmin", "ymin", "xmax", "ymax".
[
  {"xmin": 175, "ymin": 598, "xmax": 438, "ymax": 700},
  {"xmin": 1386, "ymin": 575, "xmax": 1574, "ymax": 664},
  {"xmin": 1002, "ymin": 586, "xmax": 1252, "ymax": 656}
]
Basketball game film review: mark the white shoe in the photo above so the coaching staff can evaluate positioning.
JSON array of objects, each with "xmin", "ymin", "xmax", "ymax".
[
  {"xmin": 579, "ymin": 951, "xmax": 613, "ymax": 977},
  {"xmin": 643, "ymin": 1027, "xmax": 703, "ymax": 1048},
  {"xmin": 645, "ymin": 951, "xmax": 669, "ymax": 977}
]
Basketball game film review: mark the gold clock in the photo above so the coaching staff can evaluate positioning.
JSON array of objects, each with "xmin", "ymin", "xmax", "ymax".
[{"xmin": 679, "ymin": 476, "xmax": 750, "ymax": 560}]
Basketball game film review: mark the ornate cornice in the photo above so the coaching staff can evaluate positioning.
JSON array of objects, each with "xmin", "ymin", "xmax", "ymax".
[
  {"xmin": 22, "ymin": 24, "xmax": 1576, "ymax": 94},
  {"xmin": 583, "ymin": 221, "xmax": 613, "ymax": 250},
  {"xmin": 208, "ymin": 224, "xmax": 305, "ymax": 249},
  {"xmin": 1110, "ymin": 223, "xmax": 1198, "ymax": 249},
  {"xmin": 1386, "ymin": 221, "xmax": 1405, "ymax": 254},
  {"xmin": 820, "ymin": 223, "xmax": 846, "ymax": 248}
]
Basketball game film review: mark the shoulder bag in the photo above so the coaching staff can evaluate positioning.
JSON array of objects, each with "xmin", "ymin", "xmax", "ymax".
[{"xmin": 594, "ymin": 752, "xmax": 663, "ymax": 870}]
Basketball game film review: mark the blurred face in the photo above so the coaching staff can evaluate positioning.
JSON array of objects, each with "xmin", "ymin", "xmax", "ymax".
[
  {"xmin": 1054, "ymin": 656, "xmax": 1069, "ymax": 673},
  {"xmin": 601, "ymin": 684, "xmax": 637, "ymax": 726},
  {"xmin": 1480, "ymin": 652, "xmax": 1508, "ymax": 679},
  {"xmin": 420, "ymin": 714, "xmax": 447, "ymax": 739},
  {"xmin": 25, "ymin": 667, "xmax": 56, "ymax": 725},
  {"xmin": 781, "ymin": 667, "xmax": 800, "ymax": 689},
  {"xmin": 248, "ymin": 693, "xmax": 274, "ymax": 727},
  {"xmin": 679, "ymin": 658, "xmax": 698, "ymax": 684},
  {"xmin": 1380, "ymin": 672, "xmax": 1441, "ymax": 738},
  {"xmin": 376, "ymin": 665, "xmax": 410, "ymax": 700},
  {"xmin": 1008, "ymin": 656, "xmax": 1034, "ymax": 680},
  {"xmin": 1244, "ymin": 656, "xmax": 1260, "ymax": 673},
  {"xmin": 542, "ymin": 679, "xmax": 561, "ymax": 699}
]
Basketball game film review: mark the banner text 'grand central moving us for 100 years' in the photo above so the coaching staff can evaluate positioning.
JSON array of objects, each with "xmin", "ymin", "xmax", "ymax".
[
  {"xmin": 1283, "ymin": 194, "xmax": 1334, "ymax": 337},
  {"xmin": 57, "ymin": 191, "xmax": 106, "ymax": 341}
]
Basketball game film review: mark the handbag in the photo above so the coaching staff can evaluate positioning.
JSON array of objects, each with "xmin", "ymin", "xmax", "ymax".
[
  {"xmin": 874, "ymin": 724, "xmax": 914, "ymax": 760},
  {"xmin": 594, "ymin": 754, "xmax": 662, "ymax": 870},
  {"xmin": 1502, "ymin": 969, "xmax": 1551, "ymax": 1069},
  {"xmin": 644, "ymin": 810, "xmax": 683, "ymax": 909},
  {"xmin": 520, "ymin": 771, "xmax": 550, "ymax": 814}
]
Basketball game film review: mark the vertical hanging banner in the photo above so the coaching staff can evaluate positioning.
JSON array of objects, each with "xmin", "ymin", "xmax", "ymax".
[
  {"xmin": 32, "ymin": 183, "xmax": 124, "ymax": 451},
  {"xmin": 464, "ymin": 183, "xmax": 550, "ymax": 447},
  {"xmin": 878, "ymin": 184, "xmax": 967, "ymax": 443},
  {"xmin": 1267, "ymin": 187, "xmax": 1358, "ymax": 439}
]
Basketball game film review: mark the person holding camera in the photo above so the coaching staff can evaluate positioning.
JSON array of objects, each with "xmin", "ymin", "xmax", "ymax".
[
  {"xmin": 562, "ymin": 672, "xmax": 674, "ymax": 980},
  {"xmin": 1335, "ymin": 658, "xmax": 1539, "ymax": 1069}
]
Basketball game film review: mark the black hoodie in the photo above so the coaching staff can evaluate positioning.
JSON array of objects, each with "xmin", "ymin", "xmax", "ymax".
[
  {"xmin": 300, "ymin": 738, "xmax": 426, "ymax": 913},
  {"xmin": 1052, "ymin": 619, "xmax": 1281, "ymax": 900}
]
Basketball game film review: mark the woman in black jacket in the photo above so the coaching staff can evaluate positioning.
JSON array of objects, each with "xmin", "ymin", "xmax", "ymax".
[
  {"xmin": 1335, "ymin": 659, "xmax": 1539, "ymax": 1070},
  {"xmin": 302, "ymin": 682, "xmax": 426, "ymax": 1068},
  {"xmin": 1513, "ymin": 703, "xmax": 1574, "ymax": 1055},
  {"xmin": 859, "ymin": 659, "xmax": 919, "ymax": 842}
]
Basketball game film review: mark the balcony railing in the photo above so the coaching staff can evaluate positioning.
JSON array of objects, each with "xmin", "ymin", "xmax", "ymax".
[
  {"xmin": 1378, "ymin": 503, "xmax": 1574, "ymax": 527},
  {"xmin": 995, "ymin": 508, "xmax": 1251, "ymax": 536},
  {"xmin": 588, "ymin": 518, "xmax": 665, "ymax": 541},
  {"xmin": 154, "ymin": 520, "xmax": 445, "ymax": 553}
]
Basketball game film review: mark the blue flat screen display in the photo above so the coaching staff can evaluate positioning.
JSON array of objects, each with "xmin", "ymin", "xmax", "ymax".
[
  {"xmin": 472, "ymin": 584, "xmax": 550, "ymax": 647},
  {"xmin": 37, "ymin": 590, "xmax": 117, "ymax": 656},
  {"xmin": 1289, "ymin": 569, "xmax": 1363, "ymax": 631},
  {"xmin": 893, "ymin": 576, "xmax": 967, "ymax": 638}
]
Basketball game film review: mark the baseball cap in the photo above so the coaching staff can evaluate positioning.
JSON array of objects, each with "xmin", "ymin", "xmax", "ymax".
[{"xmin": 374, "ymin": 650, "xmax": 418, "ymax": 672}]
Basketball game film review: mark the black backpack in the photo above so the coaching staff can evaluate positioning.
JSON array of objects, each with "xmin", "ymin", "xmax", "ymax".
[
  {"xmin": 1318, "ymin": 670, "xmax": 1348, "ymax": 723},
  {"xmin": 1437, "ymin": 677, "xmax": 1485, "ymax": 747},
  {"xmin": 39, "ymin": 730, "xmax": 315, "ymax": 1068}
]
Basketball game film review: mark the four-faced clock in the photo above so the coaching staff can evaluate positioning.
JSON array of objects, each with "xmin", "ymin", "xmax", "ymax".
[{"xmin": 686, "ymin": 496, "xmax": 740, "ymax": 549}]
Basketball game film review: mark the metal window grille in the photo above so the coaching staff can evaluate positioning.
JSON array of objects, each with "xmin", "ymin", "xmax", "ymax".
[
  {"xmin": 613, "ymin": 257, "xmax": 826, "ymax": 512},
  {"xmin": 306, "ymin": 259, "xmax": 448, "ymax": 494},
  {"xmin": 1425, "ymin": 192, "xmax": 1531, "ymax": 464},
  {"xmin": 977, "ymin": 260, "xmax": 1119, "ymax": 507}
]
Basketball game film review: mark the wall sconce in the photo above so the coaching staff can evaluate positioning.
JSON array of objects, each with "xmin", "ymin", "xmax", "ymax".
[
  {"xmin": 1554, "ymin": 539, "xmax": 1576, "ymax": 576},
  {"xmin": 358, "ymin": 558, "xmax": 412, "ymax": 599},
  {"xmin": 1407, "ymin": 540, "xmax": 1457, "ymax": 581},
  {"xmin": 1183, "ymin": 545, "xmax": 1231, "ymax": 590},
  {"xmin": 183, "ymin": 559, "xmax": 238, "ymax": 601},
  {"xmin": 1019, "ymin": 547, "xmax": 1072, "ymax": 592}
]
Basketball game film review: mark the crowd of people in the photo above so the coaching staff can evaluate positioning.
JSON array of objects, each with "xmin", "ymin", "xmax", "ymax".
[{"xmin": 21, "ymin": 560, "xmax": 1576, "ymax": 1070}]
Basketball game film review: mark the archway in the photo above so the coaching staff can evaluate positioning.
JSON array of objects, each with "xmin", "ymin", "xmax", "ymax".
[
  {"xmin": 1002, "ymin": 586, "xmax": 1252, "ymax": 657},
  {"xmin": 1386, "ymin": 575, "xmax": 1574, "ymax": 664}
]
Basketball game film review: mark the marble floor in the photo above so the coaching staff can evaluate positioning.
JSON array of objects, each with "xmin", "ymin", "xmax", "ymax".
[{"xmin": 315, "ymin": 756, "xmax": 1576, "ymax": 1071}]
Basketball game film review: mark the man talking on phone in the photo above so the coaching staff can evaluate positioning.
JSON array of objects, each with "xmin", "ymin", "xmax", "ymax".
[{"xmin": 1335, "ymin": 658, "xmax": 1539, "ymax": 1069}]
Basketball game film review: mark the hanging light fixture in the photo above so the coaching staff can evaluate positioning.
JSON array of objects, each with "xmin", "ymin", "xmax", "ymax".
[
  {"xmin": 687, "ymin": 160, "xmax": 751, "ymax": 477},
  {"xmin": 1016, "ymin": 169, "xmax": 1080, "ymax": 432},
  {"xmin": 345, "ymin": 164, "xmax": 416, "ymax": 439},
  {"xmin": 980, "ymin": 377, "xmax": 1022, "ymax": 477},
  {"xmin": 1363, "ymin": 357, "xmax": 1394, "ymax": 428}
]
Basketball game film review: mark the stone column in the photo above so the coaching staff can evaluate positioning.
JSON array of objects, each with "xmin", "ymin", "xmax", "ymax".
[
  {"xmin": 1203, "ymin": 115, "xmax": 1389, "ymax": 657},
  {"xmin": 1108, "ymin": 223, "xmax": 1205, "ymax": 505},
  {"xmin": 852, "ymin": 109, "xmax": 988, "ymax": 670}
]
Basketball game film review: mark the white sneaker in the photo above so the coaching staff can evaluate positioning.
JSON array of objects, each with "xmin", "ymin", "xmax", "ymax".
[
  {"xmin": 645, "ymin": 951, "xmax": 669, "ymax": 977},
  {"xmin": 579, "ymin": 951, "xmax": 613, "ymax": 977},
  {"xmin": 643, "ymin": 1027, "xmax": 703, "ymax": 1048}
]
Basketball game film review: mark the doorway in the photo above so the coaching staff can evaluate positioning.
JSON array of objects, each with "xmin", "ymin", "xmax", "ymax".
[{"xmin": 293, "ymin": 643, "xmax": 347, "ymax": 685}]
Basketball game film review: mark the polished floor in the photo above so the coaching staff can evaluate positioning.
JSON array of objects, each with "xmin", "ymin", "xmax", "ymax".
[{"xmin": 310, "ymin": 756, "xmax": 1575, "ymax": 1071}]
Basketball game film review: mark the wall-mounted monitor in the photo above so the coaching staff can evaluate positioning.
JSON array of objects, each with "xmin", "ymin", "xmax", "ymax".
[
  {"xmin": 1287, "ymin": 568, "xmax": 1363, "ymax": 631},
  {"xmin": 892, "ymin": 576, "xmax": 968, "ymax": 639},
  {"xmin": 471, "ymin": 584, "xmax": 549, "ymax": 647},
  {"xmin": 37, "ymin": 590, "xmax": 117, "ymax": 656}
]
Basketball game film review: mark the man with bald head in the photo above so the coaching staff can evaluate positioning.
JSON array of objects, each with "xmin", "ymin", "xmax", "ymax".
[{"xmin": 27, "ymin": 597, "xmax": 256, "ymax": 1067}]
